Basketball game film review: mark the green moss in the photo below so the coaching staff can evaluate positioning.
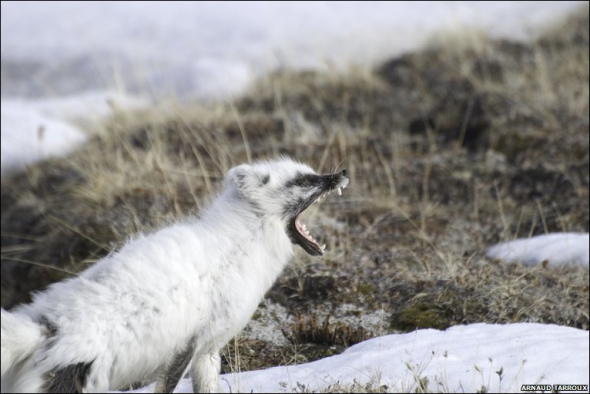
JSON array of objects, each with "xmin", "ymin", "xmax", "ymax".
[
  {"xmin": 357, "ymin": 283, "xmax": 377, "ymax": 303},
  {"xmin": 390, "ymin": 287, "xmax": 489, "ymax": 332},
  {"xmin": 391, "ymin": 302, "xmax": 451, "ymax": 331}
]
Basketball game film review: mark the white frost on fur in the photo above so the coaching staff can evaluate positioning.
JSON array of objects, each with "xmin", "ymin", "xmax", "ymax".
[{"xmin": 1, "ymin": 157, "xmax": 338, "ymax": 393}]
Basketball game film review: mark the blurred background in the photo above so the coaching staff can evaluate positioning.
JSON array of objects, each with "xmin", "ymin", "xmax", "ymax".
[{"xmin": 1, "ymin": 1, "xmax": 583, "ymax": 100}]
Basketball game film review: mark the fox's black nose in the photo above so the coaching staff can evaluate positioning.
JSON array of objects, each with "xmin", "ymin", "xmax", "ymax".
[{"xmin": 341, "ymin": 169, "xmax": 348, "ymax": 177}]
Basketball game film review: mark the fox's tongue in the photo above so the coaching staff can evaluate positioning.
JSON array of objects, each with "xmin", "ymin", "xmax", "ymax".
[{"xmin": 295, "ymin": 217, "xmax": 325, "ymax": 253}]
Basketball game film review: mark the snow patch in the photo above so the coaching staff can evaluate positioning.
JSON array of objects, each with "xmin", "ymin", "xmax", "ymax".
[
  {"xmin": 123, "ymin": 323, "xmax": 589, "ymax": 393},
  {"xmin": 1, "ymin": 101, "xmax": 87, "ymax": 177},
  {"xmin": 487, "ymin": 233, "xmax": 589, "ymax": 267},
  {"xmin": 1, "ymin": 91, "xmax": 147, "ymax": 177}
]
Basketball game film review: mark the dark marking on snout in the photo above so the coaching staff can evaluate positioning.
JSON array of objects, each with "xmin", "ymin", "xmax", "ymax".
[
  {"xmin": 287, "ymin": 170, "xmax": 348, "ymax": 191},
  {"xmin": 155, "ymin": 338, "xmax": 196, "ymax": 393},
  {"xmin": 44, "ymin": 361, "xmax": 94, "ymax": 393},
  {"xmin": 261, "ymin": 174, "xmax": 270, "ymax": 185},
  {"xmin": 285, "ymin": 173, "xmax": 322, "ymax": 189}
]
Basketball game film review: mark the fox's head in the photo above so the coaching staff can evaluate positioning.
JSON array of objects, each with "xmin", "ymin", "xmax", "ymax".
[{"xmin": 226, "ymin": 157, "xmax": 349, "ymax": 256}]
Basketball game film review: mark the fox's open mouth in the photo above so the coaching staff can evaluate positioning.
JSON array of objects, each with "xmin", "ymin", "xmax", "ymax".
[{"xmin": 287, "ymin": 170, "xmax": 349, "ymax": 256}]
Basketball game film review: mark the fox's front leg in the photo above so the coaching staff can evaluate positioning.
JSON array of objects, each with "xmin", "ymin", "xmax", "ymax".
[{"xmin": 190, "ymin": 352, "xmax": 221, "ymax": 393}]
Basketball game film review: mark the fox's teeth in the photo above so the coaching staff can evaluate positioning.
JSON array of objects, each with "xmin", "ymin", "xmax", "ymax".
[{"xmin": 321, "ymin": 244, "xmax": 326, "ymax": 250}]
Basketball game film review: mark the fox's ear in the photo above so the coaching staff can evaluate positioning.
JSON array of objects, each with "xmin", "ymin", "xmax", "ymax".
[
  {"xmin": 227, "ymin": 164, "xmax": 270, "ymax": 192},
  {"xmin": 227, "ymin": 164, "xmax": 252, "ymax": 190}
]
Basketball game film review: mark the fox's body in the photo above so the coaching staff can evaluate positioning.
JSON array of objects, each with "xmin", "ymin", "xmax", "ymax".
[{"xmin": 1, "ymin": 157, "xmax": 348, "ymax": 393}]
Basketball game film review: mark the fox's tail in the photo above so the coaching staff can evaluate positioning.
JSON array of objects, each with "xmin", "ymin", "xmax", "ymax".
[{"xmin": 1, "ymin": 309, "xmax": 44, "ymax": 376}]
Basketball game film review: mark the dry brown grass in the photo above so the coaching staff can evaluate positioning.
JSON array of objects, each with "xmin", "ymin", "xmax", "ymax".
[{"xmin": 1, "ymin": 5, "xmax": 588, "ymax": 379}]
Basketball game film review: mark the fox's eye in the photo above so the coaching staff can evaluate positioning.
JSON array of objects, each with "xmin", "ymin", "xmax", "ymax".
[{"xmin": 296, "ymin": 174, "xmax": 316, "ymax": 188}]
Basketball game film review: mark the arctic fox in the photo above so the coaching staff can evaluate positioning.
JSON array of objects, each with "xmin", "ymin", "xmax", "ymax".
[{"xmin": 1, "ymin": 157, "xmax": 349, "ymax": 393}]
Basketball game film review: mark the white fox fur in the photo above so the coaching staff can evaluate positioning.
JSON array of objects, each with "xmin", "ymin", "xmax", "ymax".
[{"xmin": 1, "ymin": 157, "xmax": 349, "ymax": 393}]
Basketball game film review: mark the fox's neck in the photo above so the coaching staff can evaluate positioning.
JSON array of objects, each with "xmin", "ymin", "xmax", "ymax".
[
  {"xmin": 201, "ymin": 189, "xmax": 294, "ymax": 283},
  {"xmin": 202, "ymin": 190, "xmax": 259, "ymax": 228}
]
